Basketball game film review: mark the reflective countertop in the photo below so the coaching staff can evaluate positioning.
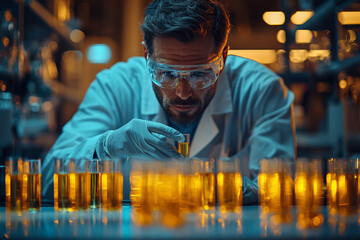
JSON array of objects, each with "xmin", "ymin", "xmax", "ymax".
[{"xmin": 1, "ymin": 205, "xmax": 360, "ymax": 239}]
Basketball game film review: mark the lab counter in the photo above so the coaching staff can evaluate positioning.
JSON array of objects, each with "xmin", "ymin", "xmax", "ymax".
[{"xmin": 1, "ymin": 205, "xmax": 360, "ymax": 239}]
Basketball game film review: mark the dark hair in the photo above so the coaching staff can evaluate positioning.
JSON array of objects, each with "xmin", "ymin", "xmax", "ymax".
[{"xmin": 141, "ymin": 0, "xmax": 230, "ymax": 55}]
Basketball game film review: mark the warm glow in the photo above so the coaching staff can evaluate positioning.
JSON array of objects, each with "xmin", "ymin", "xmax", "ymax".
[
  {"xmin": 277, "ymin": 30, "xmax": 286, "ymax": 43},
  {"xmin": 338, "ymin": 11, "xmax": 360, "ymax": 25},
  {"xmin": 70, "ymin": 29, "xmax": 85, "ymax": 43},
  {"xmin": 308, "ymin": 50, "xmax": 330, "ymax": 59},
  {"xmin": 289, "ymin": 49, "xmax": 308, "ymax": 63},
  {"xmin": 346, "ymin": 30, "xmax": 357, "ymax": 42},
  {"xmin": 4, "ymin": 10, "xmax": 12, "ymax": 22},
  {"xmin": 295, "ymin": 30, "xmax": 313, "ymax": 43},
  {"xmin": 229, "ymin": 50, "xmax": 277, "ymax": 64},
  {"xmin": 2, "ymin": 37, "xmax": 9, "ymax": 47},
  {"xmin": 295, "ymin": 175, "xmax": 307, "ymax": 195},
  {"xmin": 262, "ymin": 11, "xmax": 285, "ymax": 25},
  {"xmin": 56, "ymin": 0, "xmax": 71, "ymax": 22},
  {"xmin": 291, "ymin": 11, "xmax": 314, "ymax": 25},
  {"xmin": 339, "ymin": 79, "xmax": 347, "ymax": 89}
]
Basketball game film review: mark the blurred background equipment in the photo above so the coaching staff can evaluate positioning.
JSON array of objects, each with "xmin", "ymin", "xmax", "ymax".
[{"xmin": 0, "ymin": 0, "xmax": 359, "ymax": 170}]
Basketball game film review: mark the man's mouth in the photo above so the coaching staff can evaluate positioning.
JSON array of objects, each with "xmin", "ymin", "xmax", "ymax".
[{"xmin": 171, "ymin": 105, "xmax": 196, "ymax": 112}]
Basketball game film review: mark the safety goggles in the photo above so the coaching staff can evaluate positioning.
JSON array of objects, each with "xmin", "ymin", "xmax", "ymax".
[{"xmin": 146, "ymin": 54, "xmax": 224, "ymax": 89}]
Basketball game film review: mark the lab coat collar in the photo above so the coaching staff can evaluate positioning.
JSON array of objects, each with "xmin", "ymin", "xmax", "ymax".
[{"xmin": 141, "ymin": 71, "xmax": 233, "ymax": 156}]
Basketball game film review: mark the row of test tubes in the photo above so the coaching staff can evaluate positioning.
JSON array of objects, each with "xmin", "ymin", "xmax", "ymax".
[
  {"xmin": 5, "ymin": 155, "xmax": 359, "ymax": 229},
  {"xmin": 130, "ymin": 157, "xmax": 242, "ymax": 227},
  {"xmin": 5, "ymin": 158, "xmax": 42, "ymax": 212},
  {"xmin": 258, "ymin": 157, "xmax": 360, "ymax": 228}
]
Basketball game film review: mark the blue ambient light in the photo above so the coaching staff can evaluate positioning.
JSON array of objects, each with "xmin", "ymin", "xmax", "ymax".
[{"xmin": 86, "ymin": 44, "xmax": 112, "ymax": 64}]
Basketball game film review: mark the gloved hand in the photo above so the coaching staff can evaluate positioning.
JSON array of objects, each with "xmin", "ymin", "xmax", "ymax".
[{"xmin": 100, "ymin": 118, "xmax": 185, "ymax": 159}]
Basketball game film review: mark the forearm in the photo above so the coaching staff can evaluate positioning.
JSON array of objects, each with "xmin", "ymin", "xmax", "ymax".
[{"xmin": 42, "ymin": 132, "xmax": 104, "ymax": 201}]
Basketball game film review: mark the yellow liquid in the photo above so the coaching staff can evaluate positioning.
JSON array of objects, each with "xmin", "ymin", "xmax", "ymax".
[
  {"xmin": 177, "ymin": 142, "xmax": 189, "ymax": 158},
  {"xmin": 22, "ymin": 173, "xmax": 41, "ymax": 211},
  {"xmin": 295, "ymin": 173, "xmax": 323, "ymax": 227},
  {"xmin": 337, "ymin": 173, "xmax": 358, "ymax": 215},
  {"xmin": 102, "ymin": 172, "xmax": 123, "ymax": 210},
  {"xmin": 158, "ymin": 173, "xmax": 182, "ymax": 228},
  {"xmin": 68, "ymin": 173, "xmax": 91, "ymax": 210},
  {"xmin": 217, "ymin": 172, "xmax": 242, "ymax": 212},
  {"xmin": 267, "ymin": 172, "xmax": 293, "ymax": 217},
  {"xmin": 327, "ymin": 172, "xmax": 337, "ymax": 213},
  {"xmin": 200, "ymin": 172, "xmax": 215, "ymax": 209},
  {"xmin": 130, "ymin": 171, "xmax": 157, "ymax": 225},
  {"xmin": 54, "ymin": 173, "xmax": 71, "ymax": 211},
  {"xmin": 258, "ymin": 173, "xmax": 270, "ymax": 209},
  {"xmin": 6, "ymin": 174, "xmax": 23, "ymax": 211},
  {"xmin": 90, "ymin": 173, "xmax": 102, "ymax": 208},
  {"xmin": 180, "ymin": 173, "xmax": 202, "ymax": 212}
]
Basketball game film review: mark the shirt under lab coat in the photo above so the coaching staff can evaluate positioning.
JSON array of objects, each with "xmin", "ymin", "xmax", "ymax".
[{"xmin": 42, "ymin": 55, "xmax": 296, "ymax": 204}]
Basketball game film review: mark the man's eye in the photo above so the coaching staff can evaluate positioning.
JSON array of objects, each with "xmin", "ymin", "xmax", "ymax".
[
  {"xmin": 190, "ymin": 71, "xmax": 205, "ymax": 78},
  {"xmin": 161, "ymin": 71, "xmax": 177, "ymax": 80}
]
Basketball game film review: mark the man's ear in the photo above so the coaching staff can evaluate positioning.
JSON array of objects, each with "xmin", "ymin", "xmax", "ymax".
[
  {"xmin": 219, "ymin": 45, "xmax": 229, "ymax": 75},
  {"xmin": 223, "ymin": 45, "xmax": 229, "ymax": 64},
  {"xmin": 142, "ymin": 41, "xmax": 148, "ymax": 58}
]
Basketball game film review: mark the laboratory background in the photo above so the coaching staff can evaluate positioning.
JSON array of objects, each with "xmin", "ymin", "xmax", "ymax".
[{"xmin": 0, "ymin": 0, "xmax": 360, "ymax": 239}]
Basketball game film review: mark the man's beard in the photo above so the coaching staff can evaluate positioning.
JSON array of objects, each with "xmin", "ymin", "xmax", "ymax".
[{"xmin": 153, "ymin": 83, "xmax": 217, "ymax": 125}]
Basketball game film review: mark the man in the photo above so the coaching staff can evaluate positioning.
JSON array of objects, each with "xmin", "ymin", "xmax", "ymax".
[{"xmin": 42, "ymin": 0, "xmax": 296, "ymax": 204}]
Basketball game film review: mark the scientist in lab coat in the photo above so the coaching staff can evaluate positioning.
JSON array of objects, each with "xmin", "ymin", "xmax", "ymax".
[{"xmin": 42, "ymin": 0, "xmax": 296, "ymax": 204}]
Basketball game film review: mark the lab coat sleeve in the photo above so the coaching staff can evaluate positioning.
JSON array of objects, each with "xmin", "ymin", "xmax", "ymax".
[
  {"xmin": 41, "ymin": 61, "xmax": 137, "ymax": 201},
  {"xmin": 233, "ymin": 76, "xmax": 295, "ymax": 205},
  {"xmin": 248, "ymin": 77, "xmax": 295, "ymax": 167}
]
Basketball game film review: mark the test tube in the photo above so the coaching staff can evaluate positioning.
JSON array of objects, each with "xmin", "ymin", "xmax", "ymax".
[
  {"xmin": 6, "ymin": 158, "xmax": 24, "ymax": 212},
  {"xmin": 217, "ymin": 157, "xmax": 242, "ymax": 213},
  {"xmin": 178, "ymin": 134, "xmax": 190, "ymax": 158},
  {"xmin": 22, "ymin": 159, "xmax": 42, "ymax": 211},
  {"xmin": 89, "ymin": 159, "xmax": 102, "ymax": 209}
]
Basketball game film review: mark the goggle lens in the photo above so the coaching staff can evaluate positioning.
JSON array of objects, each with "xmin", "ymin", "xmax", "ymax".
[{"xmin": 147, "ymin": 55, "xmax": 223, "ymax": 89}]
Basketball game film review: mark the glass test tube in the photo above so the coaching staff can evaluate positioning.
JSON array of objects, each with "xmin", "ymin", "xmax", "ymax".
[
  {"xmin": 200, "ymin": 158, "xmax": 215, "ymax": 210},
  {"xmin": 6, "ymin": 158, "xmax": 24, "ymax": 212},
  {"xmin": 22, "ymin": 159, "xmax": 42, "ymax": 211},
  {"xmin": 130, "ymin": 159, "xmax": 158, "ymax": 225},
  {"xmin": 178, "ymin": 134, "xmax": 190, "ymax": 158},
  {"xmin": 89, "ymin": 159, "xmax": 102, "ymax": 209},
  {"xmin": 101, "ymin": 159, "xmax": 123, "ymax": 211},
  {"xmin": 217, "ymin": 157, "xmax": 242, "ymax": 213},
  {"xmin": 54, "ymin": 158, "xmax": 71, "ymax": 211}
]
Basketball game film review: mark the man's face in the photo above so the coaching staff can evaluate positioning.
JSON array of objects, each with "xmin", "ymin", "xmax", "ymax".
[{"xmin": 148, "ymin": 35, "xmax": 224, "ymax": 125}]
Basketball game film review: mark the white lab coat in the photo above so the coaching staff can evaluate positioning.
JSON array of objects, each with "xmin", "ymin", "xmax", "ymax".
[{"xmin": 42, "ymin": 55, "xmax": 295, "ymax": 203}]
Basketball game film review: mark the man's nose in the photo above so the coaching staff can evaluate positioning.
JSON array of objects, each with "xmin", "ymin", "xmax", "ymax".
[{"xmin": 175, "ymin": 77, "xmax": 193, "ymax": 100}]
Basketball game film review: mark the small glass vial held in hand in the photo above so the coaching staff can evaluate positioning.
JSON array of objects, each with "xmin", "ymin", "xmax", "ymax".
[{"xmin": 178, "ymin": 134, "xmax": 190, "ymax": 158}]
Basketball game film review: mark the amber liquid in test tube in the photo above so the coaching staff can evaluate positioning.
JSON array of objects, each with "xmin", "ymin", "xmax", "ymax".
[
  {"xmin": 6, "ymin": 158, "xmax": 24, "ymax": 211},
  {"xmin": 180, "ymin": 159, "xmax": 202, "ymax": 213},
  {"xmin": 22, "ymin": 159, "xmax": 42, "ymax": 211},
  {"xmin": 295, "ymin": 158, "xmax": 324, "ymax": 228},
  {"xmin": 54, "ymin": 172, "xmax": 71, "ymax": 211},
  {"xmin": 259, "ymin": 158, "xmax": 293, "ymax": 223},
  {"xmin": 67, "ymin": 159, "xmax": 91, "ymax": 210},
  {"xmin": 158, "ymin": 161, "xmax": 183, "ymax": 228},
  {"xmin": 200, "ymin": 158, "xmax": 215, "ymax": 210},
  {"xmin": 178, "ymin": 134, "xmax": 190, "ymax": 158},
  {"xmin": 101, "ymin": 159, "xmax": 123, "ymax": 211},
  {"xmin": 217, "ymin": 158, "xmax": 242, "ymax": 213},
  {"xmin": 258, "ymin": 159, "xmax": 270, "ymax": 212},
  {"xmin": 327, "ymin": 158, "xmax": 359, "ymax": 216},
  {"xmin": 89, "ymin": 159, "xmax": 102, "ymax": 208},
  {"xmin": 130, "ymin": 160, "xmax": 158, "ymax": 225}
]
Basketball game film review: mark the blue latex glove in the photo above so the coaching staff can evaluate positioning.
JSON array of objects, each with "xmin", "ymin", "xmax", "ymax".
[
  {"xmin": 101, "ymin": 119, "xmax": 185, "ymax": 159},
  {"xmin": 243, "ymin": 176, "xmax": 259, "ymax": 205}
]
